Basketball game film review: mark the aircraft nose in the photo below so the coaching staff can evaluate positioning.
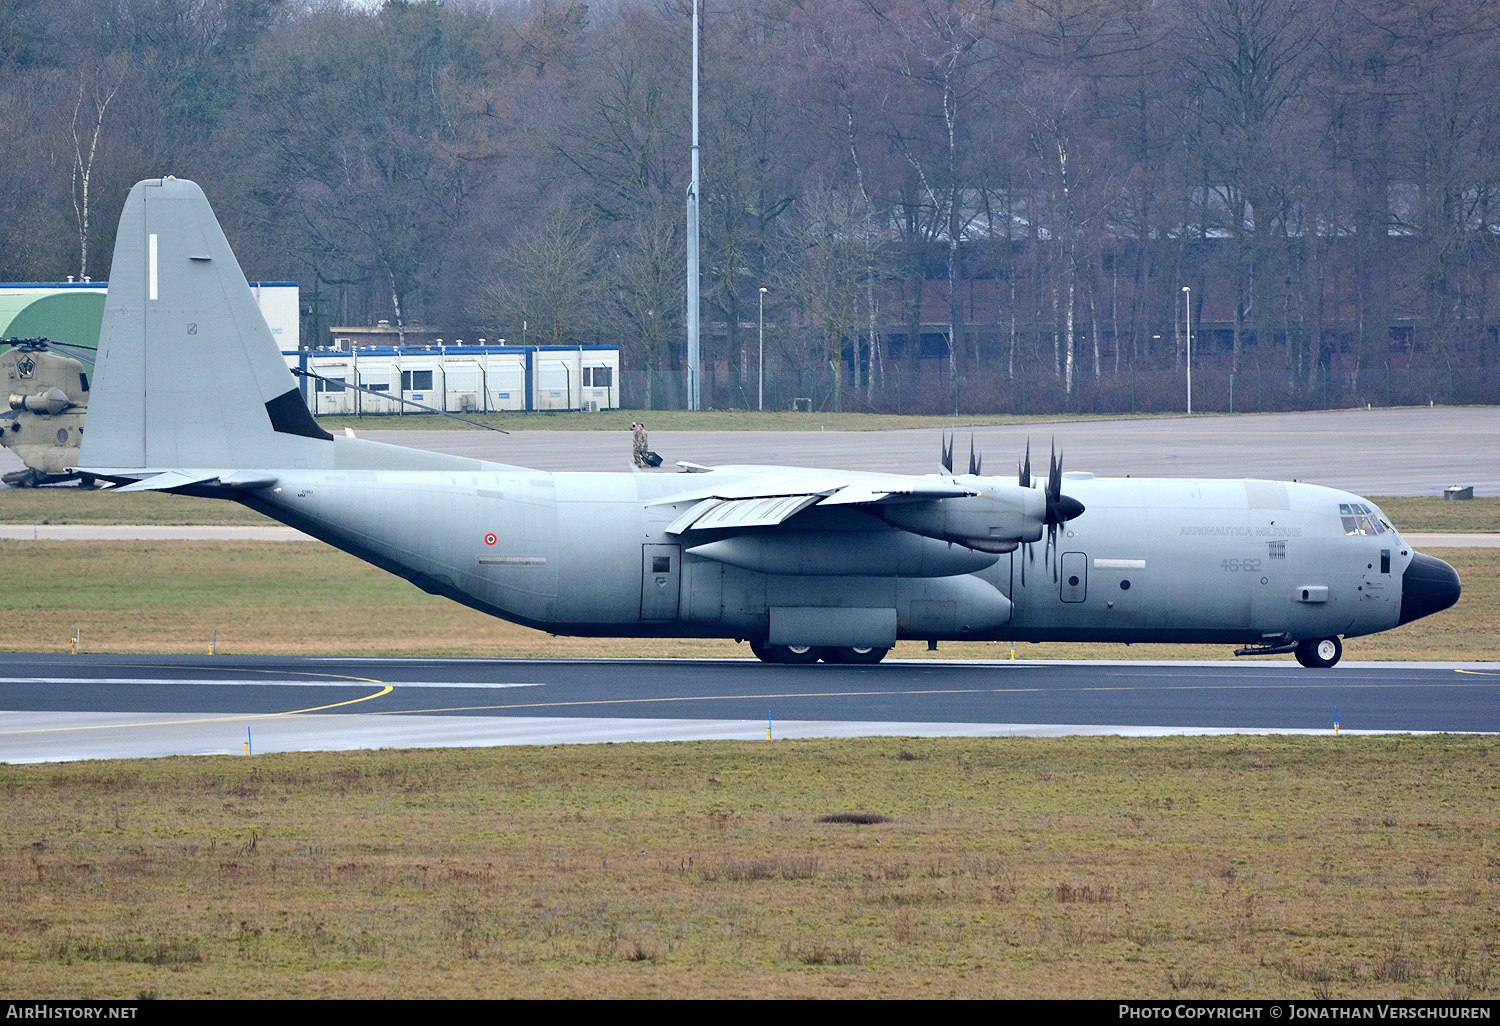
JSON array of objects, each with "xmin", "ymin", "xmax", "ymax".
[{"xmin": 1398, "ymin": 552, "xmax": 1461, "ymax": 626}]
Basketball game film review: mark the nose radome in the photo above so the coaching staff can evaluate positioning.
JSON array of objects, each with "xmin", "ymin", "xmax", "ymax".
[{"xmin": 1398, "ymin": 552, "xmax": 1461, "ymax": 626}]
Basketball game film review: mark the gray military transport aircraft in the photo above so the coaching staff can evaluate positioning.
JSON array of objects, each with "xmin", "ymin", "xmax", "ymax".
[{"xmin": 76, "ymin": 179, "xmax": 1460, "ymax": 668}]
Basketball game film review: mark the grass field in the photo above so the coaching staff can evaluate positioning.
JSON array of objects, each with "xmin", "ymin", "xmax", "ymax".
[
  {"xmin": 0, "ymin": 541, "xmax": 1490, "ymax": 661},
  {"xmin": 2, "ymin": 735, "xmax": 1496, "ymax": 998}
]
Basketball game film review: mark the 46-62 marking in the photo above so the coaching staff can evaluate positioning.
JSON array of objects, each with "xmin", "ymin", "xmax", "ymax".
[{"xmin": 1221, "ymin": 558, "xmax": 1263, "ymax": 573}]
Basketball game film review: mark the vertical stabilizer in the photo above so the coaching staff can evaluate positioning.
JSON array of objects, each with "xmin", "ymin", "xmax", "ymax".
[{"xmin": 79, "ymin": 177, "xmax": 330, "ymax": 474}]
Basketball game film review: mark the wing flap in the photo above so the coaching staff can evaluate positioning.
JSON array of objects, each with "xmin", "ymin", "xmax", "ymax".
[
  {"xmin": 656, "ymin": 466, "xmax": 983, "ymax": 535},
  {"xmin": 666, "ymin": 493, "xmax": 824, "ymax": 534}
]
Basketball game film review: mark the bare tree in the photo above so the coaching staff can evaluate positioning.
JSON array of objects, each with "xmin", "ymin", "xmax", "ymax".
[
  {"xmin": 68, "ymin": 67, "xmax": 123, "ymax": 280},
  {"xmin": 482, "ymin": 202, "xmax": 606, "ymax": 349},
  {"xmin": 603, "ymin": 201, "xmax": 686, "ymax": 409},
  {"xmin": 771, "ymin": 186, "xmax": 886, "ymax": 411},
  {"xmin": 870, "ymin": 0, "xmax": 1004, "ymax": 397},
  {"xmin": 1177, "ymin": 0, "xmax": 1319, "ymax": 375}
]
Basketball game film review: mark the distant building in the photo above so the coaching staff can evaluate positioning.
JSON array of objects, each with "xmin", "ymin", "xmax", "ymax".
[{"xmin": 286, "ymin": 343, "xmax": 620, "ymax": 414}]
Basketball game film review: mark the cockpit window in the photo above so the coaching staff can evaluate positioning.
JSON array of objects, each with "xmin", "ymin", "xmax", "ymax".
[{"xmin": 1339, "ymin": 502, "xmax": 1388, "ymax": 536}]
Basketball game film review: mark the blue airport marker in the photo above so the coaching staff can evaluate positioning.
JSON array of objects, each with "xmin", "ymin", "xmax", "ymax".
[
  {"xmin": 1334, "ymin": 706, "xmax": 1339, "ymax": 737},
  {"xmin": 767, "ymin": 711, "xmax": 772, "ymax": 742}
]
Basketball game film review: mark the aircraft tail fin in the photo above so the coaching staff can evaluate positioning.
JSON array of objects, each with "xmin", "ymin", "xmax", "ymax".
[{"xmin": 79, "ymin": 177, "xmax": 331, "ymax": 476}]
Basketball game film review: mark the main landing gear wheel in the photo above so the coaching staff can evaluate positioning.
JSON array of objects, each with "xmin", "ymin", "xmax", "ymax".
[
  {"xmin": 1295, "ymin": 637, "xmax": 1342, "ymax": 668},
  {"xmin": 819, "ymin": 646, "xmax": 890, "ymax": 665},
  {"xmin": 749, "ymin": 640, "xmax": 821, "ymax": 664}
]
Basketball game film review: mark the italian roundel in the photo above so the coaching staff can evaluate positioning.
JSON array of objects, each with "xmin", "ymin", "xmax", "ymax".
[{"xmin": 484, "ymin": 533, "xmax": 497, "ymax": 546}]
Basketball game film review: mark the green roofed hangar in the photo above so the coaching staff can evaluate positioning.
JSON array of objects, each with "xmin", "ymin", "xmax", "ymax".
[
  {"xmin": 0, "ymin": 283, "xmax": 108, "ymax": 357},
  {"xmin": 1, "ymin": 281, "xmax": 300, "ymax": 359}
]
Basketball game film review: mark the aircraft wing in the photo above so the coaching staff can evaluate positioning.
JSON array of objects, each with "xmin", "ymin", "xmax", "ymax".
[{"xmin": 657, "ymin": 465, "xmax": 979, "ymax": 535}]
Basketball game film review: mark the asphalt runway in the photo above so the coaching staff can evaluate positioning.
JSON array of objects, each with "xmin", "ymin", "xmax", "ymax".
[
  {"xmin": 2, "ymin": 653, "xmax": 1496, "ymax": 763},
  {"xmin": 2, "ymin": 407, "xmax": 1496, "ymax": 496},
  {"xmin": 370, "ymin": 407, "xmax": 1498, "ymax": 496}
]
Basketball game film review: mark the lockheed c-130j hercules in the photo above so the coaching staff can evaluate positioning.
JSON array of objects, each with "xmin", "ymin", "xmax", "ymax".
[{"xmin": 77, "ymin": 179, "xmax": 1460, "ymax": 668}]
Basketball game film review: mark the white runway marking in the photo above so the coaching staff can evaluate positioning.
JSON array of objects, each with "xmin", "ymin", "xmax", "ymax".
[
  {"xmin": 0, "ymin": 677, "xmax": 543, "ymax": 689},
  {"xmin": 0, "ymin": 710, "xmax": 1437, "ymax": 764}
]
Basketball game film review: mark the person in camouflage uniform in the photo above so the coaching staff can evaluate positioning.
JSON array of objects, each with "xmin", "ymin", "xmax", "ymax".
[{"xmin": 632, "ymin": 421, "xmax": 648, "ymax": 467}]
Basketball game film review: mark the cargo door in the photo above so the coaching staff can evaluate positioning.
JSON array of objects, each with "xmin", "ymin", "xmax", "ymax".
[{"xmin": 641, "ymin": 543, "xmax": 681, "ymax": 621}]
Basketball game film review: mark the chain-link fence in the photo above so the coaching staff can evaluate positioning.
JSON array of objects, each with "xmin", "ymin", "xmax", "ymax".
[{"xmin": 618, "ymin": 360, "xmax": 1500, "ymax": 415}]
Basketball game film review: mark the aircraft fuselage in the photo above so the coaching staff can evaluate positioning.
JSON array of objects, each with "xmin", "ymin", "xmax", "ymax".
[{"xmin": 239, "ymin": 463, "xmax": 1430, "ymax": 652}]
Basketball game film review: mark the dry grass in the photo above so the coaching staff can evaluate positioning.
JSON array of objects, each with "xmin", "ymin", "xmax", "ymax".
[
  {"xmin": 1375, "ymin": 496, "xmax": 1500, "ymax": 534},
  {"xmin": 0, "ymin": 541, "xmax": 1490, "ymax": 661},
  {"xmin": 1, "ymin": 735, "xmax": 1496, "ymax": 998},
  {"xmin": 0, "ymin": 489, "xmax": 272, "ymax": 526}
]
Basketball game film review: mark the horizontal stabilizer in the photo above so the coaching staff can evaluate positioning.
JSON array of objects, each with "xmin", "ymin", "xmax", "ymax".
[
  {"xmin": 112, "ymin": 471, "xmax": 222, "ymax": 492},
  {"xmin": 108, "ymin": 470, "xmax": 278, "ymax": 493}
]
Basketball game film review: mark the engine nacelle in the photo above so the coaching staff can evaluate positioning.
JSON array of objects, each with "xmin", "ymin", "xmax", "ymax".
[
  {"xmin": 687, "ymin": 529, "xmax": 999, "ymax": 577},
  {"xmin": 882, "ymin": 483, "xmax": 1047, "ymax": 552},
  {"xmin": 9, "ymin": 389, "xmax": 71, "ymax": 415}
]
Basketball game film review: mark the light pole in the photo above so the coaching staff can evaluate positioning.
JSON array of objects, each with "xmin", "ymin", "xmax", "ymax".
[
  {"xmin": 1182, "ymin": 285, "xmax": 1192, "ymax": 415},
  {"xmin": 758, "ymin": 287, "xmax": 767, "ymax": 411},
  {"xmin": 685, "ymin": 0, "xmax": 701, "ymax": 411}
]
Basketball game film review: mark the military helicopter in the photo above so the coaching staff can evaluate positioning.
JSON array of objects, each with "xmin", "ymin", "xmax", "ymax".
[{"xmin": 1, "ymin": 338, "xmax": 94, "ymax": 487}]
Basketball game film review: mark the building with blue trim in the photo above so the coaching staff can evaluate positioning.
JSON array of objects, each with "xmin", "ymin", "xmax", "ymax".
[{"xmin": 284, "ymin": 344, "xmax": 620, "ymax": 414}]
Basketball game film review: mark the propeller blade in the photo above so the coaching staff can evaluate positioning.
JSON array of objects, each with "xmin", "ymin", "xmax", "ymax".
[
  {"xmin": 1018, "ymin": 436, "xmax": 1085, "ymax": 585},
  {"xmin": 941, "ymin": 433, "xmax": 953, "ymax": 474},
  {"xmin": 1038, "ymin": 441, "xmax": 1086, "ymax": 525},
  {"xmin": 968, "ymin": 436, "xmax": 981, "ymax": 476}
]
